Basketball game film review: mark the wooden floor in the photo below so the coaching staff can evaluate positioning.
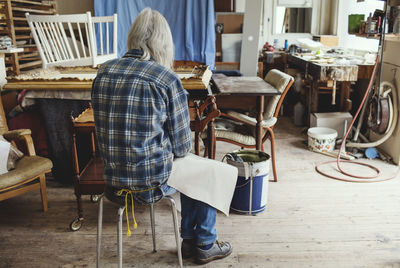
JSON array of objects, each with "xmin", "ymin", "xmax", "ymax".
[{"xmin": 1, "ymin": 118, "xmax": 400, "ymax": 268}]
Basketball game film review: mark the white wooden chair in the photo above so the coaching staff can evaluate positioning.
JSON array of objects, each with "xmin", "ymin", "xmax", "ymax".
[{"xmin": 26, "ymin": 12, "xmax": 117, "ymax": 69}]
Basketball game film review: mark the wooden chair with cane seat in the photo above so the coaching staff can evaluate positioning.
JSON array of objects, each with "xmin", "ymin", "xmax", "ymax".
[
  {"xmin": 0, "ymin": 97, "xmax": 52, "ymax": 211},
  {"xmin": 203, "ymin": 69, "xmax": 294, "ymax": 182}
]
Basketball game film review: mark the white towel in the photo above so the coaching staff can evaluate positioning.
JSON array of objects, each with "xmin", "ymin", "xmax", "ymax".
[{"xmin": 167, "ymin": 153, "xmax": 238, "ymax": 216}]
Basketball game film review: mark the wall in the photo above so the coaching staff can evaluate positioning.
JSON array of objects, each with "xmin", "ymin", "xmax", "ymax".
[
  {"xmin": 337, "ymin": 0, "xmax": 384, "ymax": 52},
  {"xmin": 235, "ymin": 0, "xmax": 246, "ymax": 12},
  {"xmin": 55, "ymin": 0, "xmax": 383, "ymax": 53},
  {"xmin": 237, "ymin": 0, "xmax": 384, "ymax": 52},
  {"xmin": 57, "ymin": 0, "xmax": 94, "ymax": 15},
  {"xmin": 237, "ymin": 0, "xmax": 318, "ymax": 49}
]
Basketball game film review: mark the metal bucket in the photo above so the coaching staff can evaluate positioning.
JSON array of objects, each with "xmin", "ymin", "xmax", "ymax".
[{"xmin": 225, "ymin": 150, "xmax": 270, "ymax": 215}]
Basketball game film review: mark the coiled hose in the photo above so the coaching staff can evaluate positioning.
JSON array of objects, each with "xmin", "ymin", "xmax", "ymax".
[{"xmin": 315, "ymin": 58, "xmax": 400, "ymax": 182}]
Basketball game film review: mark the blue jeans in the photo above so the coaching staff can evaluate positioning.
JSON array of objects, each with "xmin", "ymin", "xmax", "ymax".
[{"xmin": 162, "ymin": 185, "xmax": 217, "ymax": 246}]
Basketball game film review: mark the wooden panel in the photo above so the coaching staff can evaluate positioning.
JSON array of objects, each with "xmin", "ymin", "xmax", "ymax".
[
  {"xmin": 215, "ymin": 13, "xmax": 244, "ymax": 59},
  {"xmin": 216, "ymin": 13, "xmax": 244, "ymax": 33},
  {"xmin": 214, "ymin": 0, "xmax": 234, "ymax": 12}
]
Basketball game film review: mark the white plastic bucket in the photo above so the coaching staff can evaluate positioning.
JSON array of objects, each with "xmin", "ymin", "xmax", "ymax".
[{"xmin": 307, "ymin": 127, "xmax": 337, "ymax": 152}]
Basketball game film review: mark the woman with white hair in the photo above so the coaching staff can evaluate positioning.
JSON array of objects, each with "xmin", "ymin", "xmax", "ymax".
[{"xmin": 92, "ymin": 8, "xmax": 236, "ymax": 264}]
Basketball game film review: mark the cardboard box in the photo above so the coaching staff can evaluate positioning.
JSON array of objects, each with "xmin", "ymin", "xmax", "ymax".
[
  {"xmin": 312, "ymin": 35, "xmax": 339, "ymax": 47},
  {"xmin": 310, "ymin": 112, "xmax": 353, "ymax": 139},
  {"xmin": 383, "ymin": 34, "xmax": 400, "ymax": 67}
]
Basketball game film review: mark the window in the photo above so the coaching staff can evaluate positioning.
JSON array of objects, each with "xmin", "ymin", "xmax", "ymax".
[{"xmin": 275, "ymin": 7, "xmax": 312, "ymax": 33}]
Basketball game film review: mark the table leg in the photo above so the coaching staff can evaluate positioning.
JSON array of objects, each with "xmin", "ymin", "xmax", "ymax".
[
  {"xmin": 340, "ymin": 81, "xmax": 352, "ymax": 112},
  {"xmin": 256, "ymin": 96, "xmax": 265, "ymax": 150},
  {"xmin": 311, "ymin": 79, "xmax": 319, "ymax": 113},
  {"xmin": 207, "ymin": 100, "xmax": 217, "ymax": 159}
]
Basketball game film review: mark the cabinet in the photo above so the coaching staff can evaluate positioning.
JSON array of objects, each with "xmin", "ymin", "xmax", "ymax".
[
  {"xmin": 370, "ymin": 35, "xmax": 400, "ymax": 165},
  {"xmin": 0, "ymin": 0, "xmax": 57, "ymax": 74}
]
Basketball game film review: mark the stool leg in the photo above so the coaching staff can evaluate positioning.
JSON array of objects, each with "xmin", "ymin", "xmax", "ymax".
[
  {"xmin": 117, "ymin": 206, "xmax": 125, "ymax": 268},
  {"xmin": 165, "ymin": 196, "xmax": 183, "ymax": 268},
  {"xmin": 96, "ymin": 196, "xmax": 104, "ymax": 268},
  {"xmin": 150, "ymin": 203, "xmax": 157, "ymax": 252}
]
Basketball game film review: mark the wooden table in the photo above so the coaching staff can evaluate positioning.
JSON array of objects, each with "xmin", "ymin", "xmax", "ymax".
[
  {"xmin": 211, "ymin": 74, "xmax": 282, "ymax": 150},
  {"xmin": 286, "ymin": 54, "xmax": 359, "ymax": 117}
]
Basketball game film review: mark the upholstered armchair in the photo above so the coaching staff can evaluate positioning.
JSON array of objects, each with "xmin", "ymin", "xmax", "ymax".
[
  {"xmin": 204, "ymin": 69, "xmax": 294, "ymax": 182},
  {"xmin": 0, "ymin": 97, "xmax": 52, "ymax": 212}
]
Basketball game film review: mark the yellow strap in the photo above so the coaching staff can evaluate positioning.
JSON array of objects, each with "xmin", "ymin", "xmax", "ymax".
[{"xmin": 117, "ymin": 187, "xmax": 154, "ymax": 237}]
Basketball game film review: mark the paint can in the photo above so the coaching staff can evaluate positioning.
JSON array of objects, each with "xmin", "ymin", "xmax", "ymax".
[{"xmin": 224, "ymin": 150, "xmax": 270, "ymax": 215}]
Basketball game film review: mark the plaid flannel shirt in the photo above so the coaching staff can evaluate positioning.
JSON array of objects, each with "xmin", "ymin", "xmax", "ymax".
[{"xmin": 91, "ymin": 49, "xmax": 192, "ymax": 203}]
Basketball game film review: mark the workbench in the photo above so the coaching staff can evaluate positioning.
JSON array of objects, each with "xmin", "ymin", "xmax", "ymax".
[{"xmin": 287, "ymin": 53, "xmax": 358, "ymax": 116}]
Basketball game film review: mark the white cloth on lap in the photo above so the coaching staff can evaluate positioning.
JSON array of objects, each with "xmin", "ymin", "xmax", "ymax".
[{"xmin": 167, "ymin": 153, "xmax": 238, "ymax": 216}]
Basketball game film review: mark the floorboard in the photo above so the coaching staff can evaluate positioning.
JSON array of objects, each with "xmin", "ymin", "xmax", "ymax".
[{"xmin": 1, "ymin": 117, "xmax": 400, "ymax": 268}]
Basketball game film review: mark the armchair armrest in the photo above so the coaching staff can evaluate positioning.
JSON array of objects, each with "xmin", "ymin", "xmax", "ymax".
[
  {"xmin": 3, "ymin": 129, "xmax": 32, "ymax": 140},
  {"xmin": 3, "ymin": 129, "xmax": 36, "ymax": 156}
]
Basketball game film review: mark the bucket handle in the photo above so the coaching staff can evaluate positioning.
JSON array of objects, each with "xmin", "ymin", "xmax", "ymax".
[{"xmin": 223, "ymin": 153, "xmax": 251, "ymax": 180}]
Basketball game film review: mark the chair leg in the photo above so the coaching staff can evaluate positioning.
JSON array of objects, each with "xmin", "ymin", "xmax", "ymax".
[
  {"xmin": 117, "ymin": 206, "xmax": 125, "ymax": 268},
  {"xmin": 150, "ymin": 203, "xmax": 157, "ymax": 252},
  {"xmin": 203, "ymin": 140, "xmax": 208, "ymax": 158},
  {"xmin": 212, "ymin": 136, "xmax": 216, "ymax": 160},
  {"xmin": 195, "ymin": 132, "xmax": 201, "ymax": 156},
  {"xmin": 39, "ymin": 174, "xmax": 48, "ymax": 212},
  {"xmin": 165, "ymin": 196, "xmax": 183, "ymax": 268},
  {"xmin": 267, "ymin": 128, "xmax": 278, "ymax": 182},
  {"xmin": 96, "ymin": 196, "xmax": 104, "ymax": 268}
]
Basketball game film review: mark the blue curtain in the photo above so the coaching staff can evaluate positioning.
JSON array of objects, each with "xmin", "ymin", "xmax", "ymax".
[{"xmin": 94, "ymin": 0, "xmax": 215, "ymax": 68}]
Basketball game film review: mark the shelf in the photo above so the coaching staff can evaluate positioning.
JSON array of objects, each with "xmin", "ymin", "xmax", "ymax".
[
  {"xmin": 18, "ymin": 59, "xmax": 41, "ymax": 68},
  {"xmin": 353, "ymin": 33, "xmax": 381, "ymax": 39},
  {"xmin": 1, "ymin": 0, "xmax": 56, "ymax": 74},
  {"xmin": 12, "ymin": 7, "xmax": 55, "ymax": 14},
  {"xmin": 18, "ymin": 51, "xmax": 38, "ymax": 58},
  {"xmin": 11, "ymin": 0, "xmax": 54, "ymax": 7}
]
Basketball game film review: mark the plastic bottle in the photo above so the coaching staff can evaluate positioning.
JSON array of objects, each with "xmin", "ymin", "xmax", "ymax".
[
  {"xmin": 273, "ymin": 39, "xmax": 279, "ymax": 49},
  {"xmin": 284, "ymin": 39, "xmax": 288, "ymax": 51},
  {"xmin": 366, "ymin": 13, "xmax": 372, "ymax": 34},
  {"xmin": 293, "ymin": 101, "xmax": 305, "ymax": 126}
]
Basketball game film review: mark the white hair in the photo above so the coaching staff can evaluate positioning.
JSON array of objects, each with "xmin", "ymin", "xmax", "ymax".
[{"xmin": 126, "ymin": 8, "xmax": 174, "ymax": 69}]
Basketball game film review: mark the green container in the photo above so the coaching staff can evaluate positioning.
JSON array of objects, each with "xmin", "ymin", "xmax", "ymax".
[{"xmin": 348, "ymin": 14, "xmax": 365, "ymax": 34}]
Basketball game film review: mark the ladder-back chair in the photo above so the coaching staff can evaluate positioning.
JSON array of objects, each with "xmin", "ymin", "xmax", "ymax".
[
  {"xmin": 204, "ymin": 69, "xmax": 294, "ymax": 182},
  {"xmin": 26, "ymin": 11, "xmax": 117, "ymax": 68}
]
